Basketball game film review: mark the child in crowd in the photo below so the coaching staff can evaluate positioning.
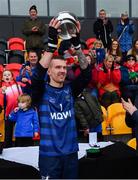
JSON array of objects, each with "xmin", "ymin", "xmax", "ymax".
[
  {"xmin": 0, "ymin": 70, "xmax": 30, "ymax": 147},
  {"xmin": 9, "ymin": 94, "xmax": 39, "ymax": 147},
  {"xmin": 0, "ymin": 70, "xmax": 23, "ymax": 147},
  {"xmin": 89, "ymin": 39, "xmax": 105, "ymax": 65}
]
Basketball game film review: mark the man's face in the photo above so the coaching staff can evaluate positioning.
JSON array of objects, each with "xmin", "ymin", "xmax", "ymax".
[
  {"xmin": 29, "ymin": 9, "xmax": 37, "ymax": 20},
  {"xmin": 28, "ymin": 52, "xmax": 38, "ymax": 66},
  {"xmin": 48, "ymin": 59, "xmax": 67, "ymax": 86},
  {"xmin": 99, "ymin": 10, "xmax": 106, "ymax": 20}
]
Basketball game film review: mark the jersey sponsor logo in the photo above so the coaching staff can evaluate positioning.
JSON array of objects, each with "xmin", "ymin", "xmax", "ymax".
[{"xmin": 50, "ymin": 110, "xmax": 71, "ymax": 120}]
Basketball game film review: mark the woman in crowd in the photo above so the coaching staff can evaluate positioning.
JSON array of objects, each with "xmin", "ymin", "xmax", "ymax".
[
  {"xmin": 127, "ymin": 39, "xmax": 138, "ymax": 61},
  {"xmin": 97, "ymin": 55, "xmax": 121, "ymax": 109},
  {"xmin": 107, "ymin": 39, "xmax": 122, "ymax": 65}
]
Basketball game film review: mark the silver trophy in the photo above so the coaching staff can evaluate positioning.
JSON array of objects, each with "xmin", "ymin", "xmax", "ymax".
[{"xmin": 56, "ymin": 11, "xmax": 78, "ymax": 40}]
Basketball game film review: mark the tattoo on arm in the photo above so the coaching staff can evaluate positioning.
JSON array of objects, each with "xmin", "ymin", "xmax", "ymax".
[{"xmin": 75, "ymin": 49, "xmax": 88, "ymax": 69}]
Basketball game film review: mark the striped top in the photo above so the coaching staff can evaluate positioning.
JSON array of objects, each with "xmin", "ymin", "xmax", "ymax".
[
  {"xmin": 39, "ymin": 83, "xmax": 78, "ymax": 156},
  {"xmin": 31, "ymin": 63, "xmax": 91, "ymax": 156}
]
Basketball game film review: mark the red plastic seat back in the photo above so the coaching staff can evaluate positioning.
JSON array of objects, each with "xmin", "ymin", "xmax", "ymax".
[
  {"xmin": 8, "ymin": 37, "xmax": 25, "ymax": 50},
  {"xmin": 0, "ymin": 65, "xmax": 4, "ymax": 82},
  {"xmin": 5, "ymin": 63, "xmax": 22, "ymax": 79}
]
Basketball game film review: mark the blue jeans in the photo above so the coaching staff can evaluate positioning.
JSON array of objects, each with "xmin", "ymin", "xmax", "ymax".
[{"xmin": 39, "ymin": 152, "xmax": 78, "ymax": 179}]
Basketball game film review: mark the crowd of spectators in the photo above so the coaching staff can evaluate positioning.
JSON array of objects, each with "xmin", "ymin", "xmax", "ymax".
[{"xmin": 0, "ymin": 4, "xmax": 138, "ymax": 179}]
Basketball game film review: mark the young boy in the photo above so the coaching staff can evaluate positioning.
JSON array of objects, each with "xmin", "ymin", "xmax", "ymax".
[{"xmin": 9, "ymin": 94, "xmax": 39, "ymax": 147}]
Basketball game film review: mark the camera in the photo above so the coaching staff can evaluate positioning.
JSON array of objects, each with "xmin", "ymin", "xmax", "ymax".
[{"xmin": 24, "ymin": 61, "xmax": 30, "ymax": 67}]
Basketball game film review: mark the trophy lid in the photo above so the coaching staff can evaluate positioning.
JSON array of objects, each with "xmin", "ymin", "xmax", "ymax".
[
  {"xmin": 57, "ymin": 11, "xmax": 77, "ymax": 24},
  {"xmin": 56, "ymin": 11, "xmax": 78, "ymax": 40}
]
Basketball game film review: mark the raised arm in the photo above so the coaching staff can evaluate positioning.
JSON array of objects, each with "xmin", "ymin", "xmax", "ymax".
[
  {"xmin": 39, "ymin": 18, "xmax": 61, "ymax": 68},
  {"xmin": 31, "ymin": 18, "xmax": 60, "ymax": 106},
  {"xmin": 70, "ymin": 20, "xmax": 88, "ymax": 70},
  {"xmin": 70, "ymin": 21, "xmax": 91, "ymax": 96}
]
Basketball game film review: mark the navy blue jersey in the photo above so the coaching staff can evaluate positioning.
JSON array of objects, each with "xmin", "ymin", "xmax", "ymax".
[
  {"xmin": 39, "ymin": 83, "xmax": 78, "ymax": 156},
  {"xmin": 31, "ymin": 63, "xmax": 91, "ymax": 157}
]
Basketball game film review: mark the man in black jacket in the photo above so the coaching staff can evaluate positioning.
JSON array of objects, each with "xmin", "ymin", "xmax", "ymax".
[{"xmin": 93, "ymin": 9, "xmax": 113, "ymax": 50}]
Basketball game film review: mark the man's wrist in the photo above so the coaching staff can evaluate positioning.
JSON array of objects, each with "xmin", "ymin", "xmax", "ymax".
[
  {"xmin": 74, "ymin": 44, "xmax": 81, "ymax": 50},
  {"xmin": 46, "ymin": 46, "xmax": 57, "ymax": 53},
  {"xmin": 130, "ymin": 106, "xmax": 137, "ymax": 115}
]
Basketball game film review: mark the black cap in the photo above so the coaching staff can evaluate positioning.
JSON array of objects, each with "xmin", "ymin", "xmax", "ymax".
[
  {"xmin": 29, "ymin": 5, "xmax": 37, "ymax": 12},
  {"xmin": 126, "ymin": 54, "xmax": 136, "ymax": 61}
]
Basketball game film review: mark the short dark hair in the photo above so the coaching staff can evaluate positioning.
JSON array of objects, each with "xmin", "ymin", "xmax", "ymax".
[
  {"xmin": 52, "ymin": 55, "xmax": 65, "ymax": 60},
  {"xmin": 29, "ymin": 5, "xmax": 37, "ymax": 12},
  {"xmin": 126, "ymin": 55, "xmax": 136, "ymax": 61},
  {"xmin": 49, "ymin": 56, "xmax": 66, "ymax": 68},
  {"xmin": 28, "ymin": 50, "xmax": 38, "ymax": 56}
]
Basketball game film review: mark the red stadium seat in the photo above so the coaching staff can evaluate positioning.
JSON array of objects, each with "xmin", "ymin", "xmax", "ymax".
[
  {"xmin": 5, "ymin": 63, "xmax": 22, "ymax": 79},
  {"xmin": 0, "ymin": 64, "xmax": 4, "ymax": 81},
  {"xmin": 8, "ymin": 37, "xmax": 25, "ymax": 51},
  {"xmin": 8, "ymin": 50, "xmax": 25, "ymax": 64}
]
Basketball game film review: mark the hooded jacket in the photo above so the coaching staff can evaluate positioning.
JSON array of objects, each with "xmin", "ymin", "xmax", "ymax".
[{"xmin": 74, "ymin": 90, "xmax": 103, "ymax": 129}]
